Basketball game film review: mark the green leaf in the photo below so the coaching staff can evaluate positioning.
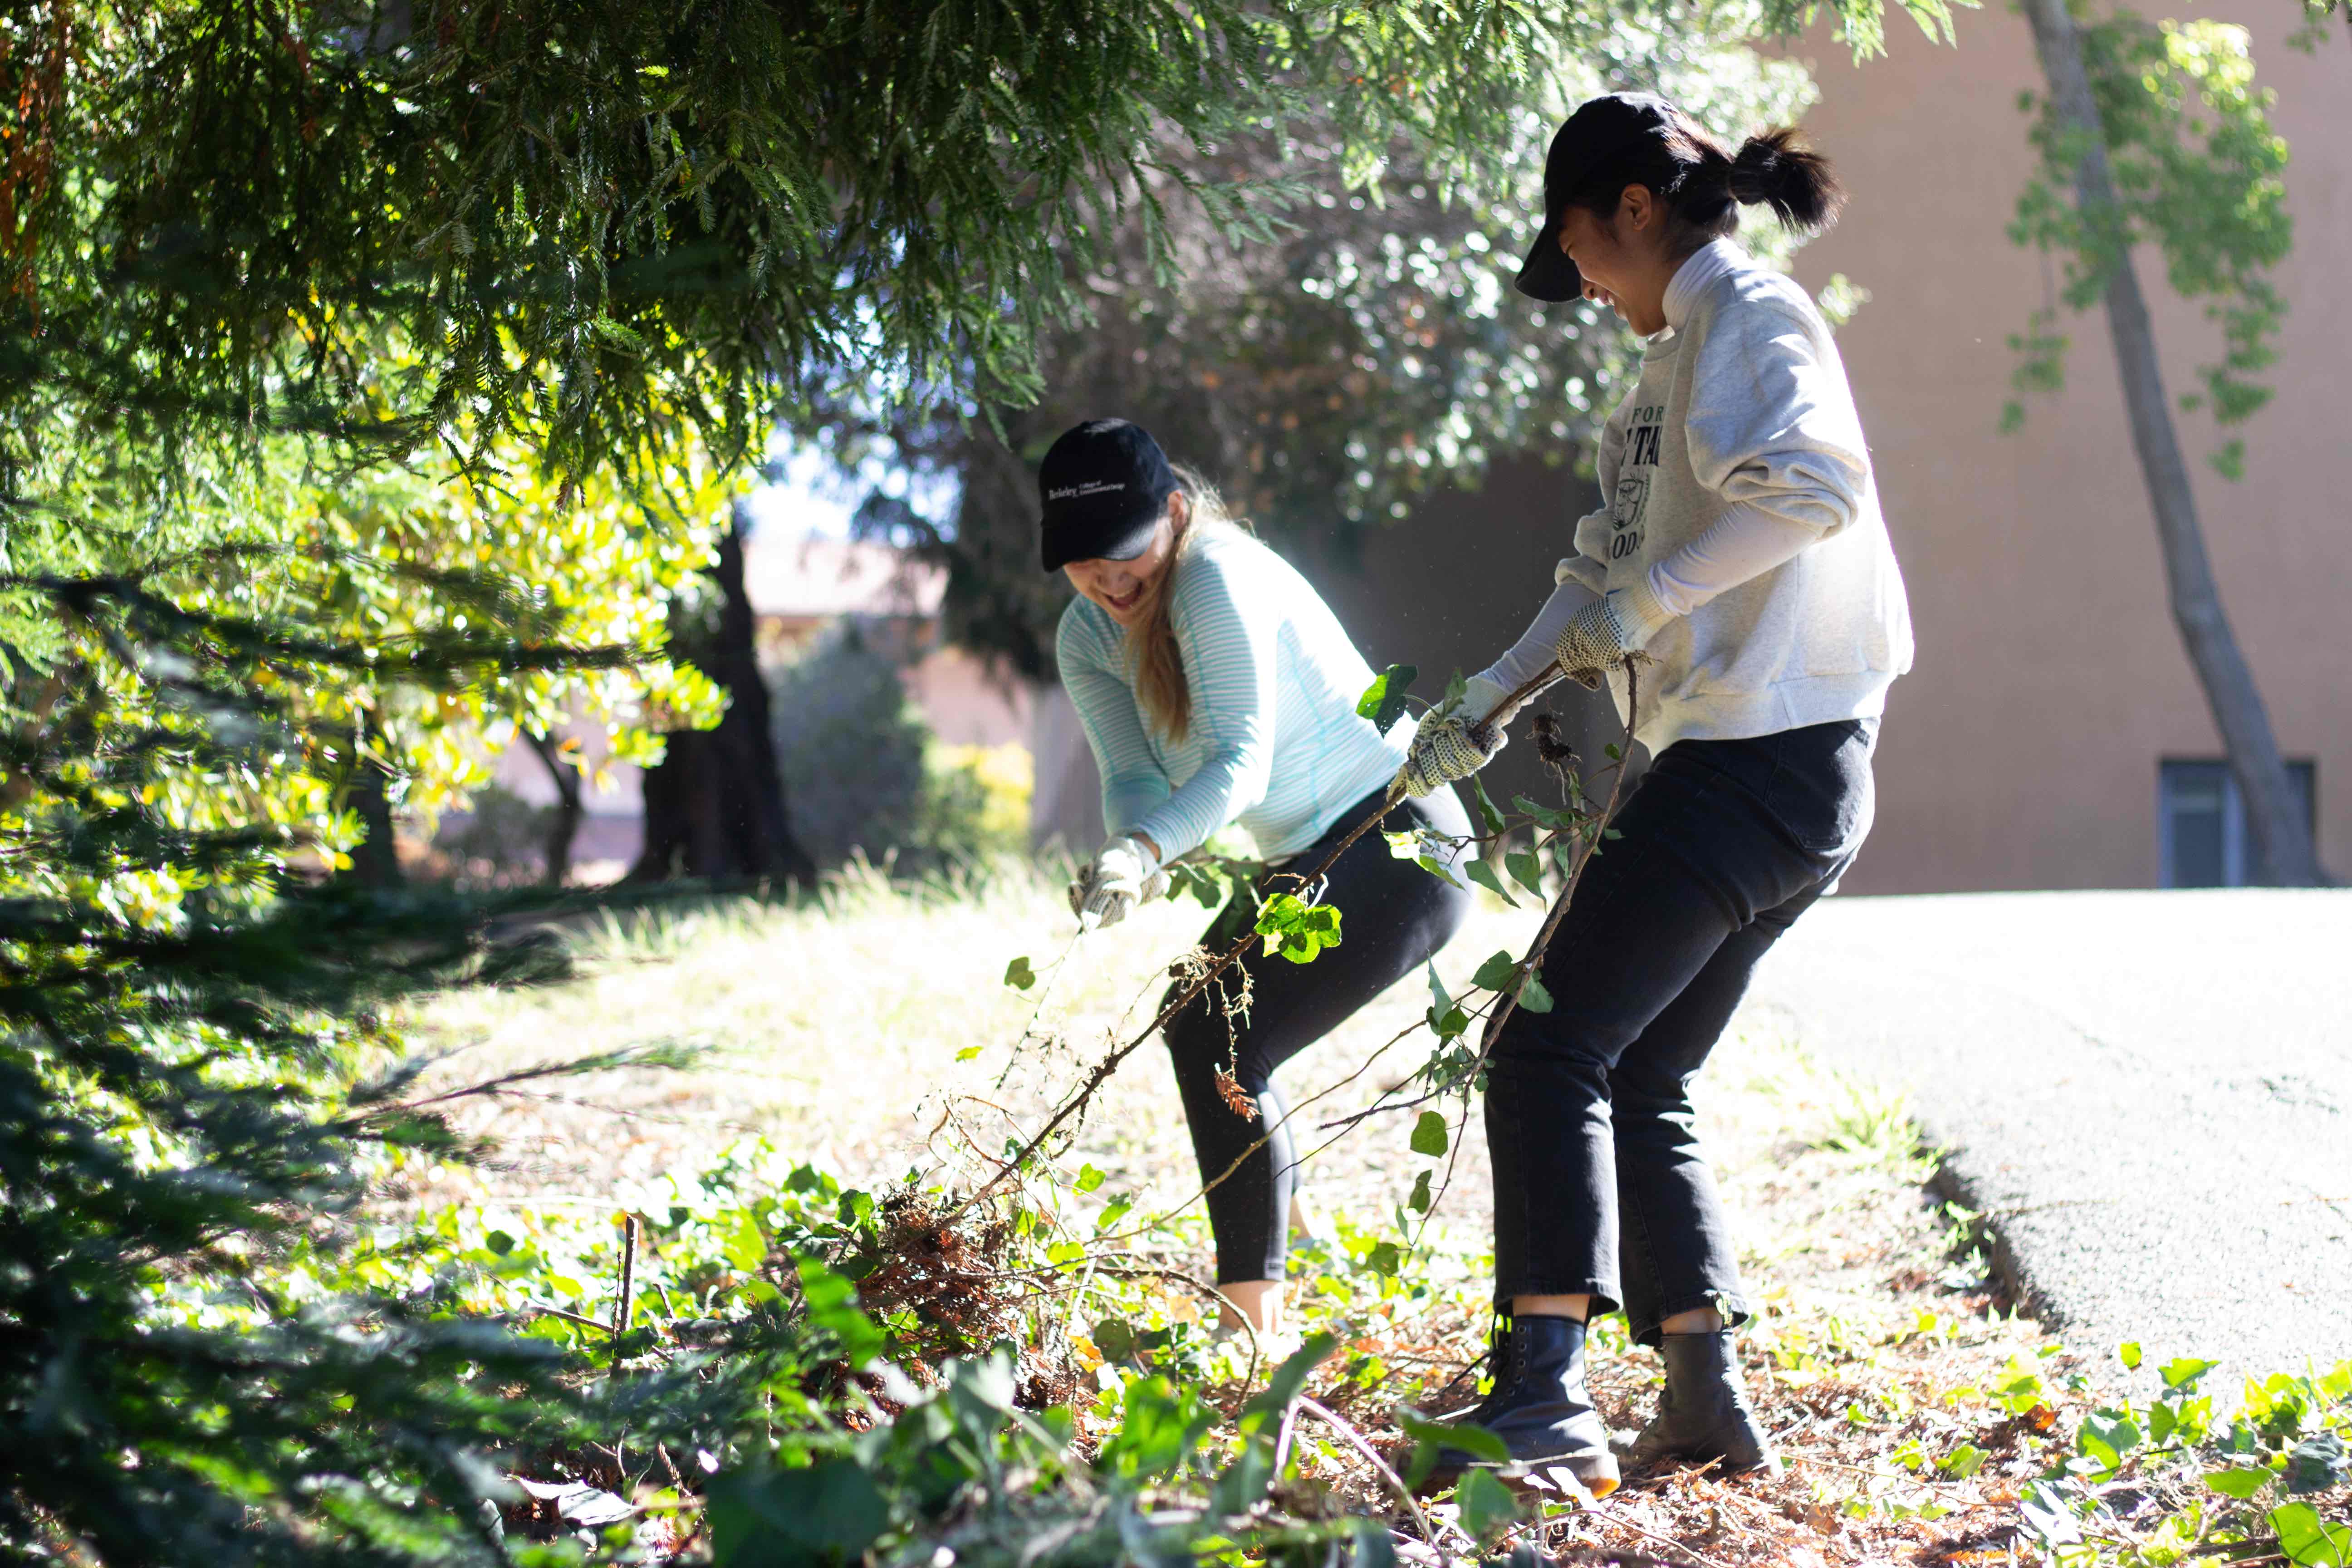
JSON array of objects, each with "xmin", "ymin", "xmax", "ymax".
[
  {"xmin": 1396, "ymin": 1405, "xmax": 1509, "ymax": 1465},
  {"xmin": 483, "ymin": 1229, "xmax": 515, "ymax": 1256},
  {"xmin": 1939, "ymin": 1443, "xmax": 1986, "ymax": 1478},
  {"xmin": 795, "ymin": 1257, "xmax": 887, "ymax": 1368},
  {"xmin": 1505, "ymin": 849, "xmax": 1544, "ymax": 894},
  {"xmin": 1426, "ymin": 960, "xmax": 1452, "ymax": 1017},
  {"xmin": 1470, "ymin": 774, "xmax": 1507, "ymax": 835},
  {"xmin": 2286, "ymin": 1434, "xmax": 2351, "ymax": 1495},
  {"xmin": 1516, "ymin": 973, "xmax": 1554, "ymax": 1013},
  {"xmin": 1003, "ymin": 956, "xmax": 1036, "ymax": 990},
  {"xmin": 2273, "ymin": 1501, "xmax": 2352, "ymax": 1567},
  {"xmin": 2161, "ymin": 1356, "xmax": 2219, "ymax": 1391},
  {"xmin": 1408, "ymin": 1170, "xmax": 1433, "ymax": 1213},
  {"xmin": 2117, "ymin": 1340, "xmax": 2143, "ymax": 1370},
  {"xmin": 1440, "ymin": 669, "xmax": 1469, "ymax": 715},
  {"xmin": 1457, "ymin": 1465, "xmax": 1523, "ymax": 1538},
  {"xmin": 954, "ymin": 1045, "xmax": 984, "ymax": 1061},
  {"xmin": 1464, "ymin": 858, "xmax": 1518, "ymax": 907},
  {"xmin": 1471, "ymin": 951, "xmax": 1521, "ymax": 992},
  {"xmin": 706, "ymin": 1458, "xmax": 887, "ymax": 1568},
  {"xmin": 1427, "ymin": 1004, "xmax": 1469, "ymax": 1039},
  {"xmin": 1514, "ymin": 794, "xmax": 1578, "ymax": 829},
  {"xmin": 2205, "ymin": 1466, "xmax": 2273, "ymax": 1500},
  {"xmin": 1356, "ymin": 663, "xmax": 1418, "ymax": 735},
  {"xmin": 1092, "ymin": 1317, "xmax": 1137, "ymax": 1360},
  {"xmin": 1410, "ymin": 1110, "xmax": 1449, "ymax": 1157},
  {"xmin": 1415, "ymin": 853, "xmax": 1462, "ymax": 888},
  {"xmin": 1242, "ymin": 1332, "xmax": 1338, "ymax": 1421},
  {"xmin": 1075, "ymin": 1163, "xmax": 1107, "ymax": 1194},
  {"xmin": 1367, "ymin": 1240, "xmax": 1402, "ymax": 1276}
]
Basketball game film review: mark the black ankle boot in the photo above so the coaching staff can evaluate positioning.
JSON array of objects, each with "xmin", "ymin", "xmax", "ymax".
[
  {"xmin": 1425, "ymin": 1315, "xmax": 1618, "ymax": 1496},
  {"xmin": 1622, "ymin": 1331, "xmax": 1779, "ymax": 1474}
]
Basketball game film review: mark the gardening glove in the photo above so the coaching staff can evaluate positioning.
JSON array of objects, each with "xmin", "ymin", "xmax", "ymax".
[
  {"xmin": 1396, "ymin": 675, "xmax": 1516, "ymax": 798},
  {"xmin": 1068, "ymin": 835, "xmax": 1168, "ymax": 930},
  {"xmin": 1552, "ymin": 584, "xmax": 1671, "ymax": 689}
]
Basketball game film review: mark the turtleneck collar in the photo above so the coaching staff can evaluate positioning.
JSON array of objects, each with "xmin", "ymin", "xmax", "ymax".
[{"xmin": 1661, "ymin": 238, "xmax": 1750, "ymax": 333}]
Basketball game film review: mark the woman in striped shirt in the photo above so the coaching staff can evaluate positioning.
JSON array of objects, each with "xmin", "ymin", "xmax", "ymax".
[{"xmin": 1044, "ymin": 418, "xmax": 1475, "ymax": 1340}]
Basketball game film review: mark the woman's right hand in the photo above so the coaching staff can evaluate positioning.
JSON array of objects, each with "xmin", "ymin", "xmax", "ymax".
[{"xmin": 1395, "ymin": 676, "xmax": 1515, "ymax": 798}]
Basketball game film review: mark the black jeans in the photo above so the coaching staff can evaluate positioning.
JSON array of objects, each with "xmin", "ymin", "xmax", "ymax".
[
  {"xmin": 1166, "ymin": 784, "xmax": 1476, "ymax": 1284},
  {"xmin": 1485, "ymin": 718, "xmax": 1879, "ymax": 1344}
]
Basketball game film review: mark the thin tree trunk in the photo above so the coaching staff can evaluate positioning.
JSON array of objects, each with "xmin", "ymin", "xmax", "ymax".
[
  {"xmin": 524, "ymin": 730, "xmax": 584, "ymax": 887},
  {"xmin": 2021, "ymin": 0, "xmax": 2323, "ymax": 886},
  {"xmin": 627, "ymin": 504, "xmax": 817, "ymax": 887}
]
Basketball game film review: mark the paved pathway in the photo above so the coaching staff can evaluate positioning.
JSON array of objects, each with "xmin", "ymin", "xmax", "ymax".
[{"xmin": 1741, "ymin": 889, "xmax": 2352, "ymax": 1396}]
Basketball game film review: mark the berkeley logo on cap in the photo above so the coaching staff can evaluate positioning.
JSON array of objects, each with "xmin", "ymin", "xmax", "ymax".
[{"xmin": 1037, "ymin": 420, "xmax": 1178, "ymax": 573}]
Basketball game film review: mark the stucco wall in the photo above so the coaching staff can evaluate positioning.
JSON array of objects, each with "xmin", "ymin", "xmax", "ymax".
[{"xmin": 1780, "ymin": 4, "xmax": 2350, "ymax": 890}]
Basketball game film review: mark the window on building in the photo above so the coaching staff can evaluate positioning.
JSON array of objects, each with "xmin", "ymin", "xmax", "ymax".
[{"xmin": 2158, "ymin": 758, "xmax": 2317, "ymax": 887}]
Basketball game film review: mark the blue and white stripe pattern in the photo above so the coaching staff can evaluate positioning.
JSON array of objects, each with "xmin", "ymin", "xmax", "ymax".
[{"xmin": 1057, "ymin": 526, "xmax": 1411, "ymax": 862}]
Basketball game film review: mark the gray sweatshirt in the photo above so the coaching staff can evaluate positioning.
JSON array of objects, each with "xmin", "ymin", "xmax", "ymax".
[{"xmin": 1476, "ymin": 240, "xmax": 1914, "ymax": 752}]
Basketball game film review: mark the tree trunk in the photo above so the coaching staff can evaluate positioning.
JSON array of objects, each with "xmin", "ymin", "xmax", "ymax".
[
  {"xmin": 2021, "ymin": 0, "xmax": 2324, "ymax": 887},
  {"xmin": 524, "ymin": 730, "xmax": 584, "ymax": 887},
  {"xmin": 627, "ymin": 505, "xmax": 817, "ymax": 887}
]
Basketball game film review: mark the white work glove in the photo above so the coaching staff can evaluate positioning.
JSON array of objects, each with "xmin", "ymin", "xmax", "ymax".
[
  {"xmin": 1396, "ymin": 675, "xmax": 1517, "ymax": 799},
  {"xmin": 1552, "ymin": 584, "xmax": 1672, "ymax": 689},
  {"xmin": 1068, "ymin": 835, "xmax": 1168, "ymax": 930}
]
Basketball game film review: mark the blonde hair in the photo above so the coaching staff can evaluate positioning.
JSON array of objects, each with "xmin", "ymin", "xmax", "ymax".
[{"xmin": 1129, "ymin": 464, "xmax": 1251, "ymax": 744}]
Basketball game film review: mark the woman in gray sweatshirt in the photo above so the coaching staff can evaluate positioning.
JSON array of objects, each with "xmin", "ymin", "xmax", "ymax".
[{"xmin": 1402, "ymin": 92, "xmax": 1913, "ymax": 1495}]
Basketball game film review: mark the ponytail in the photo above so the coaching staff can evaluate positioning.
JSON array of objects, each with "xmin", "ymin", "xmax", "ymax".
[
  {"xmin": 1564, "ymin": 105, "xmax": 1845, "ymax": 246},
  {"xmin": 1727, "ymin": 127, "xmax": 1844, "ymax": 232}
]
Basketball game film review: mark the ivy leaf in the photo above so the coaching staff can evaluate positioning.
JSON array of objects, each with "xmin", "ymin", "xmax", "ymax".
[
  {"xmin": 1356, "ymin": 663, "xmax": 1418, "ymax": 735},
  {"xmin": 1457, "ymin": 1466, "xmax": 1523, "ymax": 1540},
  {"xmin": 2285, "ymin": 1434, "xmax": 2350, "ymax": 1496},
  {"xmin": 794, "ymin": 1257, "xmax": 886, "ymax": 1369},
  {"xmin": 2118, "ymin": 1340, "xmax": 2143, "ymax": 1370},
  {"xmin": 1408, "ymin": 1170, "xmax": 1433, "ymax": 1213},
  {"xmin": 1471, "ymin": 951, "xmax": 1520, "ymax": 992},
  {"xmin": 1075, "ymin": 1163, "xmax": 1107, "ymax": 1194},
  {"xmin": 1517, "ymin": 973, "xmax": 1554, "ymax": 1013},
  {"xmin": 1367, "ymin": 1240, "xmax": 1402, "ymax": 1276},
  {"xmin": 2272, "ymin": 1501, "xmax": 2352, "ymax": 1567},
  {"xmin": 1440, "ymin": 669, "xmax": 1469, "ymax": 716},
  {"xmin": 1464, "ymin": 858, "xmax": 1518, "ymax": 907},
  {"xmin": 1940, "ymin": 1443, "xmax": 1986, "ymax": 1478},
  {"xmin": 2160, "ymin": 1357, "xmax": 2218, "ymax": 1391},
  {"xmin": 1415, "ymin": 853, "xmax": 1463, "ymax": 888},
  {"xmin": 1470, "ymin": 774, "xmax": 1507, "ymax": 835},
  {"xmin": 1505, "ymin": 848, "xmax": 1544, "ymax": 895},
  {"xmin": 1410, "ymin": 1110, "xmax": 1449, "ymax": 1157},
  {"xmin": 2205, "ymin": 1466, "xmax": 2273, "ymax": 1500},
  {"xmin": 1003, "ymin": 956, "xmax": 1036, "ymax": 990},
  {"xmin": 1426, "ymin": 961, "xmax": 1452, "ymax": 1017}
]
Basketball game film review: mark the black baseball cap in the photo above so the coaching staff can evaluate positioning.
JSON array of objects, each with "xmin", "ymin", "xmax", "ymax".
[
  {"xmin": 1514, "ymin": 91, "xmax": 1677, "ymax": 303},
  {"xmin": 1037, "ymin": 419, "xmax": 1178, "ymax": 573}
]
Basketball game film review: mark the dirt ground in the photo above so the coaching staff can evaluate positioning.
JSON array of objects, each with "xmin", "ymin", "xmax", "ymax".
[{"xmin": 405, "ymin": 867, "xmax": 2078, "ymax": 1565}]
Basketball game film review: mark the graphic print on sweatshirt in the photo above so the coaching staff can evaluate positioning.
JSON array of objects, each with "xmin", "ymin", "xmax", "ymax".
[{"xmin": 1612, "ymin": 403, "xmax": 1666, "ymax": 563}]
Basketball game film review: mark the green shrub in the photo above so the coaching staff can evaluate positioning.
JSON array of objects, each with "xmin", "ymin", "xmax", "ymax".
[{"xmin": 769, "ymin": 624, "xmax": 1028, "ymax": 872}]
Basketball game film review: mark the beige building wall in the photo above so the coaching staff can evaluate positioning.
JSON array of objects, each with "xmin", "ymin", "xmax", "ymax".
[{"xmin": 1781, "ymin": 5, "xmax": 2350, "ymax": 891}]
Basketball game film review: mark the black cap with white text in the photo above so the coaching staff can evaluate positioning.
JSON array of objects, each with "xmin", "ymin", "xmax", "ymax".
[{"xmin": 1037, "ymin": 419, "xmax": 1178, "ymax": 573}]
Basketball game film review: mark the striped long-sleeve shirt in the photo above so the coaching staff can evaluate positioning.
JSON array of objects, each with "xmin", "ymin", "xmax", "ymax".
[{"xmin": 1057, "ymin": 526, "xmax": 1410, "ymax": 863}]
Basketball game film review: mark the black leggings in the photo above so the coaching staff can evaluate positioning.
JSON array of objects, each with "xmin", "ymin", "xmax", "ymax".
[
  {"xmin": 1163, "ymin": 784, "xmax": 1475, "ymax": 1283},
  {"xmin": 1484, "ymin": 718, "xmax": 1878, "ymax": 1343}
]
